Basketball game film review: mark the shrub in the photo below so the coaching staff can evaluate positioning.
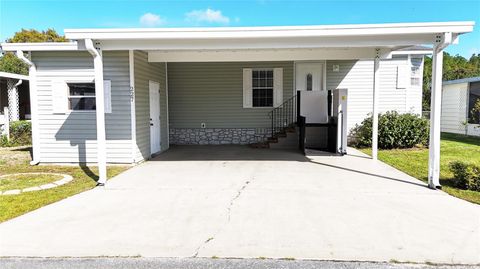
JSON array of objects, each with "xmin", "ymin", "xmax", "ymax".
[
  {"xmin": 0, "ymin": 120, "xmax": 32, "ymax": 147},
  {"xmin": 350, "ymin": 111, "xmax": 429, "ymax": 149},
  {"xmin": 449, "ymin": 161, "xmax": 480, "ymax": 191}
]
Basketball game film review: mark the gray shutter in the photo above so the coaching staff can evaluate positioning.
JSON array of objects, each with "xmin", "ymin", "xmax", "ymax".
[
  {"xmin": 104, "ymin": 80, "xmax": 112, "ymax": 113},
  {"xmin": 273, "ymin": 68, "xmax": 283, "ymax": 107},
  {"xmin": 52, "ymin": 80, "xmax": 68, "ymax": 114},
  {"xmin": 243, "ymin": 68, "xmax": 253, "ymax": 108}
]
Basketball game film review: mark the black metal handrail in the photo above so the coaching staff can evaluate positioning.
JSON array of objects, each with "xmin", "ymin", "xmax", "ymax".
[{"xmin": 268, "ymin": 92, "xmax": 298, "ymax": 139}]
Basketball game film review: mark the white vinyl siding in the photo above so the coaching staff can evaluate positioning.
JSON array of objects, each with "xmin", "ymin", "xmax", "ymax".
[
  {"xmin": 133, "ymin": 51, "xmax": 168, "ymax": 162},
  {"xmin": 327, "ymin": 59, "xmax": 375, "ymax": 133},
  {"xmin": 32, "ymin": 51, "xmax": 132, "ymax": 163},
  {"xmin": 441, "ymin": 82, "xmax": 468, "ymax": 134},
  {"xmin": 327, "ymin": 55, "xmax": 423, "ymax": 133}
]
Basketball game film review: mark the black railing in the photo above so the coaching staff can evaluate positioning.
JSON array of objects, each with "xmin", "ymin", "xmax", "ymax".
[{"xmin": 268, "ymin": 92, "xmax": 298, "ymax": 139}]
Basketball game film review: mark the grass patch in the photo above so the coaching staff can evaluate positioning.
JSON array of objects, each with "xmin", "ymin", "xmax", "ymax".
[
  {"xmin": 0, "ymin": 147, "xmax": 129, "ymax": 222},
  {"xmin": 0, "ymin": 173, "xmax": 64, "ymax": 191},
  {"xmin": 359, "ymin": 133, "xmax": 480, "ymax": 204}
]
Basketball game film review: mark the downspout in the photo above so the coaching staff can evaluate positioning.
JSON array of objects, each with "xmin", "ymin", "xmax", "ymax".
[
  {"xmin": 16, "ymin": 50, "xmax": 40, "ymax": 165},
  {"xmin": 85, "ymin": 39, "xmax": 107, "ymax": 185},
  {"xmin": 14, "ymin": 79, "xmax": 23, "ymax": 88}
]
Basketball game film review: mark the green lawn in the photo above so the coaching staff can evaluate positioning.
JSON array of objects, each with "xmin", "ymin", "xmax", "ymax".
[
  {"xmin": 0, "ymin": 147, "xmax": 129, "ymax": 222},
  {"xmin": 0, "ymin": 173, "xmax": 64, "ymax": 192},
  {"xmin": 360, "ymin": 133, "xmax": 480, "ymax": 204}
]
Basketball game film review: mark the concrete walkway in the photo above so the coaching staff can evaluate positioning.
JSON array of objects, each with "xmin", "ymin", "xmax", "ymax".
[{"xmin": 0, "ymin": 146, "xmax": 479, "ymax": 264}]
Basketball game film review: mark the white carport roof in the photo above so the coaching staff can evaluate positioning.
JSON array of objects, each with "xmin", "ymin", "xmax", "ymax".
[{"xmin": 0, "ymin": 21, "xmax": 475, "ymax": 52}]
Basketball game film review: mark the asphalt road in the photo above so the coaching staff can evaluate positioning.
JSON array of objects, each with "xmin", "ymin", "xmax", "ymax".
[{"xmin": 1, "ymin": 258, "xmax": 479, "ymax": 269}]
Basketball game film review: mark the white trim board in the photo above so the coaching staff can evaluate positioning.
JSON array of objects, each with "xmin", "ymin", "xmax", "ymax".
[
  {"xmin": 0, "ymin": 72, "xmax": 29, "ymax": 80},
  {"xmin": 64, "ymin": 21, "xmax": 474, "ymax": 39},
  {"xmin": 148, "ymin": 48, "xmax": 392, "ymax": 62}
]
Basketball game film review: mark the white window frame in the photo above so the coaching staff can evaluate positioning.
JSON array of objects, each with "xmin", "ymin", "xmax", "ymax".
[
  {"xmin": 251, "ymin": 68, "xmax": 275, "ymax": 108},
  {"xmin": 67, "ymin": 81, "xmax": 97, "ymax": 112},
  {"xmin": 410, "ymin": 65, "xmax": 422, "ymax": 87},
  {"xmin": 243, "ymin": 67, "xmax": 283, "ymax": 109}
]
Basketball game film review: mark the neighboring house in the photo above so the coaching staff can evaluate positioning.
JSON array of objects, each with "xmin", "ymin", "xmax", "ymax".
[
  {"xmin": 441, "ymin": 77, "xmax": 480, "ymax": 136},
  {"xmin": 0, "ymin": 72, "xmax": 30, "ymax": 135},
  {"xmin": 0, "ymin": 21, "xmax": 474, "ymax": 188}
]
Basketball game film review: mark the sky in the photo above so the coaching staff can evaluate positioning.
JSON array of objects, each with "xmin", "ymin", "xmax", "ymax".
[{"xmin": 0, "ymin": 0, "xmax": 479, "ymax": 58}]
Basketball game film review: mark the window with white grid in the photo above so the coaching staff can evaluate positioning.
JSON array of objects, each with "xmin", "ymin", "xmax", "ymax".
[
  {"xmin": 410, "ymin": 66, "xmax": 421, "ymax": 86},
  {"xmin": 252, "ymin": 69, "xmax": 273, "ymax": 107}
]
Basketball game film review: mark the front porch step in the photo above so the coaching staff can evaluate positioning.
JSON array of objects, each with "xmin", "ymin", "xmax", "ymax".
[
  {"xmin": 250, "ymin": 142, "xmax": 270, "ymax": 148},
  {"xmin": 269, "ymin": 128, "xmax": 299, "ymax": 149}
]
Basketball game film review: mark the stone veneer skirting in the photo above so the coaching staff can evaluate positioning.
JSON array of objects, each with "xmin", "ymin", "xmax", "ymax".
[{"xmin": 169, "ymin": 128, "xmax": 271, "ymax": 145}]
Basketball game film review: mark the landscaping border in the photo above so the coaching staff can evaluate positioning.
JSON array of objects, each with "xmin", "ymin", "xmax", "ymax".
[{"xmin": 0, "ymin": 173, "xmax": 73, "ymax": 195}]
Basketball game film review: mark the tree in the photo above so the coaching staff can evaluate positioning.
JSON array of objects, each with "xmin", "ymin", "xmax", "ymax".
[
  {"xmin": 0, "ymin": 29, "xmax": 67, "ymax": 75},
  {"xmin": 422, "ymin": 52, "xmax": 480, "ymax": 111},
  {"xmin": 7, "ymin": 29, "xmax": 67, "ymax": 43},
  {"xmin": 0, "ymin": 53, "xmax": 28, "ymax": 75}
]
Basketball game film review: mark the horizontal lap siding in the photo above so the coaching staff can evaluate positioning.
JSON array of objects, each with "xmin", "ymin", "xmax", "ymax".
[
  {"xmin": 407, "ymin": 57, "xmax": 423, "ymax": 114},
  {"xmin": 378, "ymin": 57, "xmax": 408, "ymax": 113},
  {"xmin": 327, "ymin": 56, "xmax": 423, "ymax": 133},
  {"xmin": 441, "ymin": 83, "xmax": 468, "ymax": 134},
  {"xmin": 327, "ymin": 60, "xmax": 374, "ymax": 132},
  {"xmin": 33, "ymin": 51, "xmax": 132, "ymax": 163},
  {"xmin": 168, "ymin": 62, "xmax": 294, "ymax": 129},
  {"xmin": 134, "ymin": 51, "xmax": 167, "ymax": 161}
]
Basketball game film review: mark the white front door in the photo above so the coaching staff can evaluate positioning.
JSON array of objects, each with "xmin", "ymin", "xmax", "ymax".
[
  {"xmin": 149, "ymin": 81, "xmax": 161, "ymax": 154},
  {"xmin": 295, "ymin": 62, "xmax": 328, "ymax": 123}
]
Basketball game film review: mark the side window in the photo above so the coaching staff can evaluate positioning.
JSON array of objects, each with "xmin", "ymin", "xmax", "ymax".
[
  {"xmin": 67, "ymin": 83, "xmax": 96, "ymax": 111},
  {"xmin": 410, "ymin": 66, "xmax": 421, "ymax": 86}
]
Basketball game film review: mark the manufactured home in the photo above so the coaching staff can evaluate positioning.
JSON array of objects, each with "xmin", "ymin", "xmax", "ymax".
[
  {"xmin": 441, "ymin": 77, "xmax": 480, "ymax": 136},
  {"xmin": 0, "ymin": 21, "xmax": 474, "ymax": 189}
]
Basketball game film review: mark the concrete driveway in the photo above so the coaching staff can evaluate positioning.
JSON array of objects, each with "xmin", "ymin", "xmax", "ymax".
[{"xmin": 0, "ymin": 146, "xmax": 479, "ymax": 264}]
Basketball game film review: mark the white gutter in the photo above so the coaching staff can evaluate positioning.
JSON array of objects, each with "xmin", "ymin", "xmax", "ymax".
[
  {"xmin": 15, "ymin": 50, "xmax": 40, "ymax": 165},
  {"xmin": 85, "ymin": 39, "xmax": 107, "ymax": 185},
  {"xmin": 0, "ymin": 71, "xmax": 29, "ymax": 80},
  {"xmin": 64, "ymin": 21, "xmax": 475, "ymax": 40},
  {"xmin": 1, "ymin": 42, "xmax": 80, "ymax": 52}
]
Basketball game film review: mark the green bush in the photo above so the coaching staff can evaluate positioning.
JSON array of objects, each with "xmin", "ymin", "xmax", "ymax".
[
  {"xmin": 449, "ymin": 161, "xmax": 480, "ymax": 191},
  {"xmin": 350, "ymin": 111, "xmax": 429, "ymax": 149},
  {"xmin": 0, "ymin": 120, "xmax": 32, "ymax": 147}
]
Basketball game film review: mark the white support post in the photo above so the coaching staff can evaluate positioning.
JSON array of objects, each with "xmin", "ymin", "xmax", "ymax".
[
  {"xmin": 86, "ymin": 39, "xmax": 107, "ymax": 185},
  {"xmin": 372, "ymin": 49, "xmax": 381, "ymax": 160},
  {"xmin": 428, "ymin": 44, "xmax": 444, "ymax": 189}
]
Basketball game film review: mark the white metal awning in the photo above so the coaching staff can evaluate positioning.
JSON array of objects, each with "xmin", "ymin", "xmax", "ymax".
[{"xmin": 0, "ymin": 21, "xmax": 474, "ymax": 53}]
